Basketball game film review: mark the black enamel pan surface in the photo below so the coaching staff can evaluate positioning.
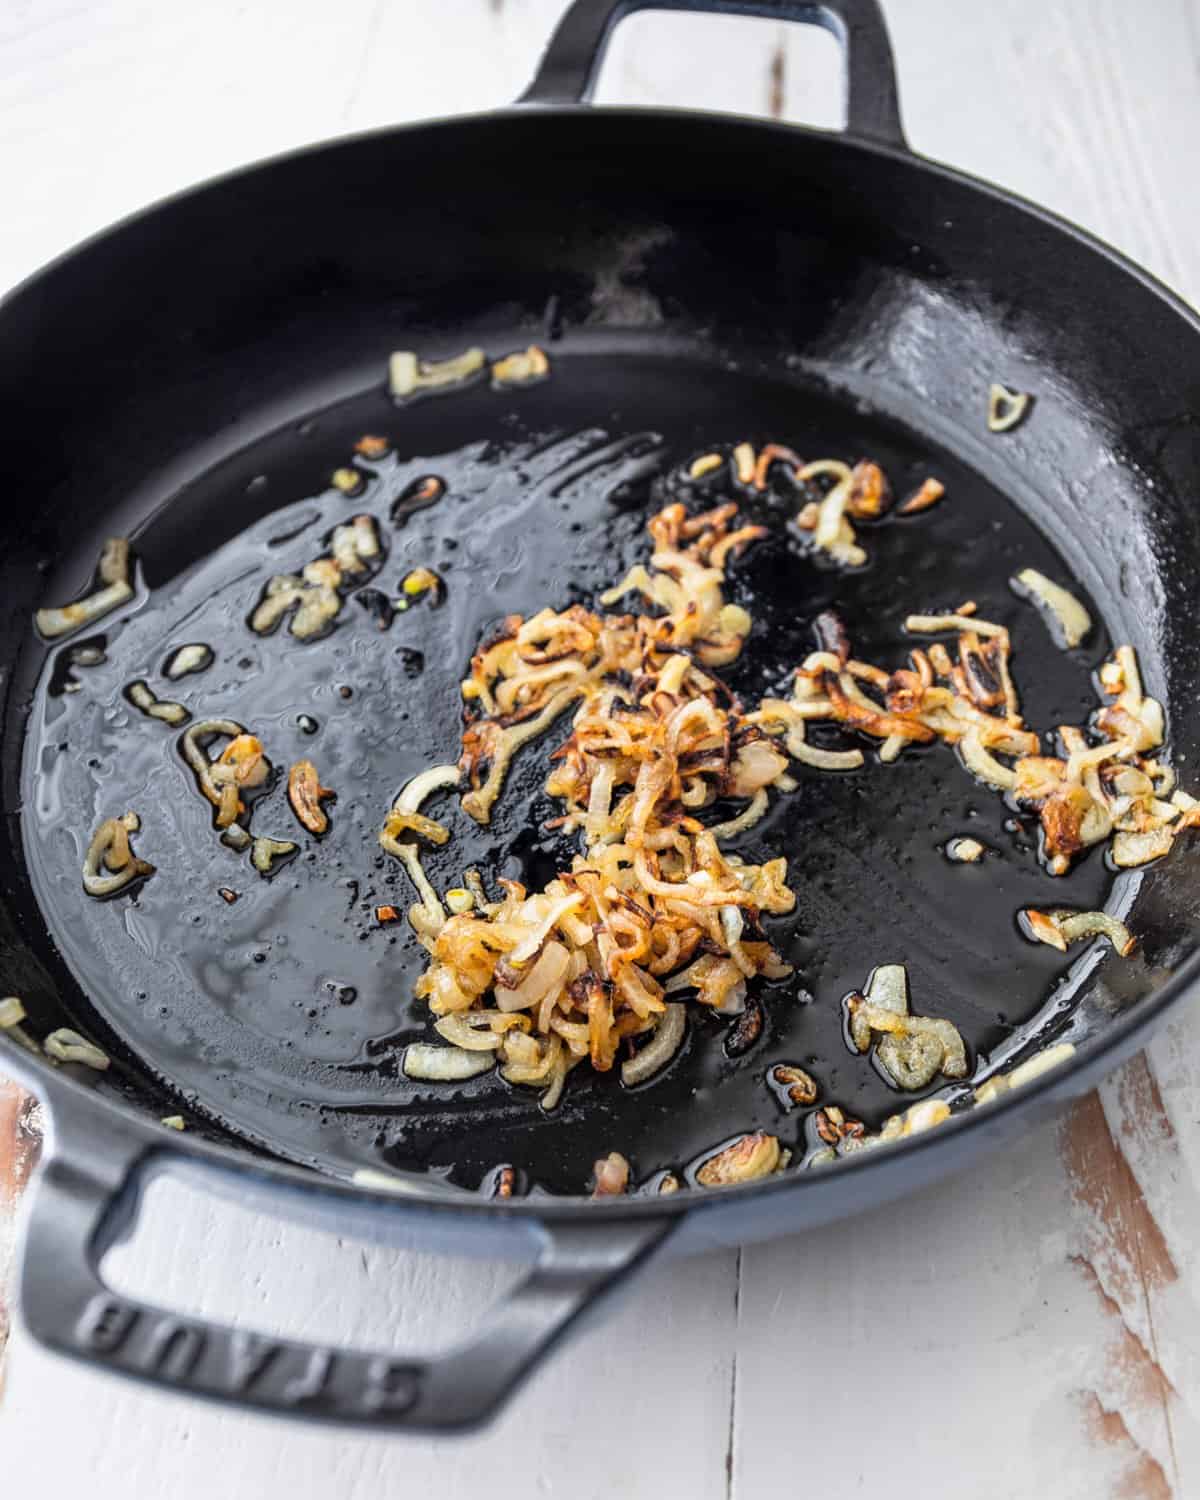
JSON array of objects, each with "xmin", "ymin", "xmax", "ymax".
[{"xmin": 2, "ymin": 0, "xmax": 1199, "ymax": 1430}]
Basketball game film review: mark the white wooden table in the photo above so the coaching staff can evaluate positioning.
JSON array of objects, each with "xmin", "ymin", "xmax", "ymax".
[{"xmin": 3, "ymin": 2, "xmax": 1200, "ymax": 1494}]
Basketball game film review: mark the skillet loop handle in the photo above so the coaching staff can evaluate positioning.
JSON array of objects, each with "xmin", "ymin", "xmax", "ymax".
[
  {"xmin": 519, "ymin": 0, "xmax": 906, "ymax": 147},
  {"xmin": 18, "ymin": 1110, "xmax": 675, "ymax": 1430}
]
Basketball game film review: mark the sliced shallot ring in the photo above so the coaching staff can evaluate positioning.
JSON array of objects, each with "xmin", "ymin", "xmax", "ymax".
[
  {"xmin": 403, "ymin": 1042, "xmax": 494, "ymax": 1081},
  {"xmin": 621, "ymin": 1002, "xmax": 686, "ymax": 1086},
  {"xmin": 1010, "ymin": 568, "xmax": 1091, "ymax": 649}
]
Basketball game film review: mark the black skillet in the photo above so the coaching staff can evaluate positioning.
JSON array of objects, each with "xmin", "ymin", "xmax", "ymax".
[{"xmin": 2, "ymin": 0, "xmax": 1200, "ymax": 1431}]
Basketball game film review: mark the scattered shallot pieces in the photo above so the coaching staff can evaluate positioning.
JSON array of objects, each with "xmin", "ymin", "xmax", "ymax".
[
  {"xmin": 974, "ymin": 1042, "xmax": 1076, "ymax": 1104},
  {"xmin": 945, "ymin": 836, "xmax": 986, "ymax": 863},
  {"xmin": 1010, "ymin": 567, "xmax": 1091, "ymax": 648},
  {"xmin": 987, "ymin": 383, "xmax": 1032, "ymax": 433},
  {"xmin": 164, "ymin": 643, "xmax": 213, "ymax": 679},
  {"xmin": 251, "ymin": 836, "xmax": 298, "ymax": 877},
  {"xmin": 591, "ymin": 1152, "xmax": 631, "ymax": 1197},
  {"xmin": 218, "ymin": 887, "xmax": 239, "ymax": 904},
  {"xmin": 898, "ymin": 478, "xmax": 945, "ymax": 515},
  {"xmin": 1020, "ymin": 907, "xmax": 1136, "ymax": 957},
  {"xmin": 287, "ymin": 759, "xmax": 335, "ymax": 834},
  {"xmin": 379, "ymin": 763, "xmax": 461, "ymax": 931},
  {"xmin": 44, "ymin": 1028, "xmax": 110, "ymax": 1070},
  {"xmin": 161, "ymin": 1115, "xmax": 186, "ymax": 1130},
  {"xmin": 36, "ymin": 538, "xmax": 134, "ymax": 640},
  {"xmin": 83, "ymin": 811, "xmax": 155, "ymax": 898},
  {"xmin": 354, "ymin": 434, "xmax": 391, "ymax": 459},
  {"xmin": 180, "ymin": 722, "xmax": 270, "ymax": 832},
  {"xmin": 392, "ymin": 475, "xmax": 446, "ymax": 526},
  {"xmin": 491, "ymin": 345, "xmax": 550, "ymax": 388},
  {"xmin": 769, "ymin": 1064, "xmax": 819, "ymax": 1108},
  {"xmin": 250, "ymin": 515, "xmax": 382, "ymax": 640},
  {"xmin": 696, "ymin": 1132, "xmax": 781, "ymax": 1186},
  {"xmin": 754, "ymin": 444, "xmax": 803, "ymax": 491},
  {"xmin": 376, "ymin": 905, "xmax": 400, "ymax": 924},
  {"xmin": 125, "ymin": 680, "xmax": 190, "ymax": 726},
  {"xmin": 389, "ymin": 346, "xmax": 486, "ymax": 399}
]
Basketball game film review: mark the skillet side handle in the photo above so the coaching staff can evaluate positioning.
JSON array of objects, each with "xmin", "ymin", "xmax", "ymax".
[
  {"xmin": 518, "ymin": 0, "xmax": 906, "ymax": 148},
  {"xmin": 18, "ymin": 1108, "xmax": 675, "ymax": 1431}
]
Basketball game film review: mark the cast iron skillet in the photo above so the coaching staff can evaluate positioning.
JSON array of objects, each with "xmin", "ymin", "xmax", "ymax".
[{"xmin": 3, "ymin": 0, "xmax": 1200, "ymax": 1431}]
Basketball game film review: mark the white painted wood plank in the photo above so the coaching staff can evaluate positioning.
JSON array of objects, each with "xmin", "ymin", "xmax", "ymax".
[{"xmin": 2, "ymin": 1171, "xmax": 739, "ymax": 1500}]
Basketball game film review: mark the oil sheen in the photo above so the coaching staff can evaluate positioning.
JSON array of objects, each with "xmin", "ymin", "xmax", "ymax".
[{"xmin": 20, "ymin": 353, "xmax": 1116, "ymax": 1192}]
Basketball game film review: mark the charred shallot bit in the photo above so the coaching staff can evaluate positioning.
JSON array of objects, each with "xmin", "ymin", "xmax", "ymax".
[
  {"xmin": 591, "ymin": 1152, "xmax": 631, "ymax": 1197},
  {"xmin": 83, "ymin": 811, "xmax": 155, "ymax": 899},
  {"xmin": 987, "ymin": 383, "xmax": 1032, "ymax": 433},
  {"xmin": 845, "ymin": 962, "xmax": 967, "ymax": 1091},
  {"xmin": 1019, "ymin": 907, "xmax": 1136, "ymax": 957},
  {"xmin": 388, "ymin": 346, "xmax": 486, "ymax": 399},
  {"xmin": 812, "ymin": 1106, "xmax": 865, "ymax": 1147},
  {"xmin": 376, "ymin": 904, "xmax": 400, "ymax": 924},
  {"xmin": 250, "ymin": 515, "xmax": 382, "ymax": 640},
  {"xmin": 810, "ymin": 1098, "xmax": 953, "ymax": 1162},
  {"xmin": 125, "ymin": 679, "xmax": 190, "ymax": 727},
  {"xmin": 354, "ymin": 434, "xmax": 391, "ymax": 459},
  {"xmin": 731, "ymin": 443, "xmax": 756, "ymax": 485},
  {"xmin": 898, "ymin": 478, "xmax": 945, "ymax": 516},
  {"xmin": 379, "ymin": 764, "xmax": 461, "ymax": 934},
  {"xmin": 769, "ymin": 1063, "xmax": 819, "ymax": 1108},
  {"xmin": 491, "ymin": 1165, "xmax": 516, "ymax": 1198},
  {"xmin": 688, "ymin": 452, "xmax": 723, "ymax": 479},
  {"xmin": 218, "ymin": 887, "xmax": 239, "ymax": 904},
  {"xmin": 696, "ymin": 1131, "xmax": 781, "ymax": 1186},
  {"xmin": 36, "ymin": 538, "xmax": 134, "ymax": 640},
  {"xmin": 491, "ymin": 345, "xmax": 550, "ymax": 388},
  {"xmin": 287, "ymin": 759, "xmax": 335, "ymax": 834},
  {"xmin": 724, "ymin": 998, "xmax": 763, "ymax": 1057},
  {"xmin": 772, "ymin": 608, "xmax": 1191, "ymax": 877}
]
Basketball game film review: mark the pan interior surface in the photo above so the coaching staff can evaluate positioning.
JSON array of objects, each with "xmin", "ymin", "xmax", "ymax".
[
  {"xmin": 4, "ymin": 111, "xmax": 1200, "ymax": 1198},
  {"xmin": 17, "ymin": 345, "xmax": 1138, "ymax": 1193}
]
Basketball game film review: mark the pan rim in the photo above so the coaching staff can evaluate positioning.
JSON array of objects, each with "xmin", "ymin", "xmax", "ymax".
[{"xmin": 5, "ymin": 101, "xmax": 1200, "ymax": 1217}]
